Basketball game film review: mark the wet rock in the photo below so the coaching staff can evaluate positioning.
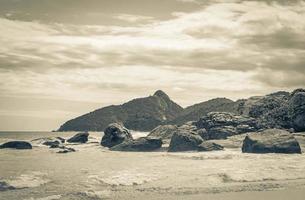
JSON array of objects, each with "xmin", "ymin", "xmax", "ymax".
[
  {"xmin": 67, "ymin": 132, "xmax": 89, "ymax": 143},
  {"xmin": 110, "ymin": 137, "xmax": 162, "ymax": 152},
  {"xmin": 101, "ymin": 123, "xmax": 133, "ymax": 148},
  {"xmin": 0, "ymin": 181, "xmax": 15, "ymax": 191},
  {"xmin": 242, "ymin": 129, "xmax": 301, "ymax": 154},
  {"xmin": 168, "ymin": 129, "xmax": 203, "ymax": 152},
  {"xmin": 198, "ymin": 141, "xmax": 224, "ymax": 151},
  {"xmin": 57, "ymin": 147, "xmax": 76, "ymax": 153},
  {"xmin": 0, "ymin": 141, "xmax": 32, "ymax": 150},
  {"xmin": 147, "ymin": 125, "xmax": 178, "ymax": 141}
]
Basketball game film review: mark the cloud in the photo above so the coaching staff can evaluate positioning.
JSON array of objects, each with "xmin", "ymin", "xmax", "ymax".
[
  {"xmin": 0, "ymin": 0, "xmax": 305, "ymax": 130},
  {"xmin": 113, "ymin": 14, "xmax": 155, "ymax": 23}
]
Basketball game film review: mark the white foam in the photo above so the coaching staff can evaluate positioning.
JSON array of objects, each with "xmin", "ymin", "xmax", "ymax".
[
  {"xmin": 88, "ymin": 170, "xmax": 159, "ymax": 186},
  {"xmin": 5, "ymin": 172, "xmax": 49, "ymax": 189}
]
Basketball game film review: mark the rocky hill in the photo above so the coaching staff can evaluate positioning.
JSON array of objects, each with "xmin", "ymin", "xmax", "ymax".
[
  {"xmin": 168, "ymin": 98, "xmax": 238, "ymax": 125},
  {"xmin": 59, "ymin": 88, "xmax": 305, "ymax": 133},
  {"xmin": 58, "ymin": 90, "xmax": 183, "ymax": 132}
]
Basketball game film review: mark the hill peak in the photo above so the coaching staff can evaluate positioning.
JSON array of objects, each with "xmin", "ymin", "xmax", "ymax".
[{"xmin": 153, "ymin": 90, "xmax": 169, "ymax": 99}]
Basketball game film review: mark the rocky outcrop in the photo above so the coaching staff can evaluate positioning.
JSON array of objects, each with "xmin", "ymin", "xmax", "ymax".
[
  {"xmin": 195, "ymin": 112, "xmax": 260, "ymax": 140},
  {"xmin": 198, "ymin": 141, "xmax": 224, "ymax": 151},
  {"xmin": 289, "ymin": 89, "xmax": 305, "ymax": 132},
  {"xmin": 110, "ymin": 137, "xmax": 162, "ymax": 152},
  {"xmin": 147, "ymin": 125, "xmax": 178, "ymax": 142},
  {"xmin": 0, "ymin": 141, "xmax": 32, "ymax": 149},
  {"xmin": 67, "ymin": 132, "xmax": 89, "ymax": 143},
  {"xmin": 101, "ymin": 123, "xmax": 133, "ymax": 148},
  {"xmin": 168, "ymin": 128, "xmax": 203, "ymax": 152},
  {"xmin": 58, "ymin": 90, "xmax": 183, "ymax": 132},
  {"xmin": 242, "ymin": 129, "xmax": 301, "ymax": 154}
]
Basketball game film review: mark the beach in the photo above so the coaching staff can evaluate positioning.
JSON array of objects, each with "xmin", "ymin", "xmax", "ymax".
[{"xmin": 1, "ymin": 131, "xmax": 305, "ymax": 200}]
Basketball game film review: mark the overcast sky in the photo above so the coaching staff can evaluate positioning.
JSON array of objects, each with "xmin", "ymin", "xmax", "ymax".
[{"xmin": 0, "ymin": 0, "xmax": 305, "ymax": 131}]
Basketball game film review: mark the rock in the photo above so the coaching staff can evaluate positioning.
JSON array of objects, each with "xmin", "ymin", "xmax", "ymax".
[
  {"xmin": 289, "ymin": 89, "xmax": 305, "ymax": 132},
  {"xmin": 101, "ymin": 123, "xmax": 133, "ymax": 147},
  {"xmin": 168, "ymin": 129, "xmax": 203, "ymax": 152},
  {"xmin": 147, "ymin": 125, "xmax": 178, "ymax": 141},
  {"xmin": 0, "ymin": 181, "xmax": 15, "ymax": 191},
  {"xmin": 0, "ymin": 141, "xmax": 32, "ymax": 149},
  {"xmin": 242, "ymin": 129, "xmax": 301, "ymax": 154},
  {"xmin": 57, "ymin": 147, "xmax": 76, "ymax": 153},
  {"xmin": 208, "ymin": 126, "xmax": 237, "ymax": 139},
  {"xmin": 67, "ymin": 132, "xmax": 89, "ymax": 143},
  {"xmin": 110, "ymin": 137, "xmax": 162, "ymax": 152},
  {"xmin": 198, "ymin": 141, "xmax": 224, "ymax": 151}
]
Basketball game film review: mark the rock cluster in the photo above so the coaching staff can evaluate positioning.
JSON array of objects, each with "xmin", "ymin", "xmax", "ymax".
[{"xmin": 195, "ymin": 112, "xmax": 260, "ymax": 140}]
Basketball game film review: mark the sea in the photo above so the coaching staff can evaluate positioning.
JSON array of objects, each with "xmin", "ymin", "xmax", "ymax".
[{"xmin": 1, "ymin": 131, "xmax": 305, "ymax": 200}]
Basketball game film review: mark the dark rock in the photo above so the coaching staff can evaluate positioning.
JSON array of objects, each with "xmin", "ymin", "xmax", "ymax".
[
  {"xmin": 208, "ymin": 126, "xmax": 237, "ymax": 139},
  {"xmin": 101, "ymin": 123, "xmax": 133, "ymax": 148},
  {"xmin": 198, "ymin": 141, "xmax": 224, "ymax": 151},
  {"xmin": 242, "ymin": 129, "xmax": 301, "ymax": 154},
  {"xmin": 0, "ymin": 141, "xmax": 32, "ymax": 149},
  {"xmin": 43, "ymin": 140, "xmax": 60, "ymax": 147},
  {"xmin": 289, "ymin": 89, "xmax": 305, "ymax": 132},
  {"xmin": 67, "ymin": 132, "xmax": 89, "ymax": 143},
  {"xmin": 168, "ymin": 129, "xmax": 203, "ymax": 152},
  {"xmin": 147, "ymin": 125, "xmax": 178, "ymax": 141},
  {"xmin": 57, "ymin": 147, "xmax": 76, "ymax": 154},
  {"xmin": 0, "ymin": 181, "xmax": 15, "ymax": 191},
  {"xmin": 110, "ymin": 137, "xmax": 162, "ymax": 152}
]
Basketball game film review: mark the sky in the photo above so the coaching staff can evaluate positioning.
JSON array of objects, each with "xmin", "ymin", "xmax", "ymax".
[{"xmin": 0, "ymin": 0, "xmax": 305, "ymax": 131}]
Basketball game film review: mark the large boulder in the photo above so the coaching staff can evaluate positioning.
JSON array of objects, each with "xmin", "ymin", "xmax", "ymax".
[
  {"xmin": 168, "ymin": 129, "xmax": 203, "ymax": 152},
  {"xmin": 101, "ymin": 123, "xmax": 133, "ymax": 148},
  {"xmin": 67, "ymin": 132, "xmax": 89, "ymax": 143},
  {"xmin": 0, "ymin": 141, "xmax": 32, "ymax": 150},
  {"xmin": 198, "ymin": 141, "xmax": 224, "ymax": 151},
  {"xmin": 147, "ymin": 125, "xmax": 178, "ymax": 142},
  {"xmin": 242, "ymin": 129, "xmax": 301, "ymax": 154},
  {"xmin": 110, "ymin": 137, "xmax": 162, "ymax": 152},
  {"xmin": 289, "ymin": 89, "xmax": 305, "ymax": 132}
]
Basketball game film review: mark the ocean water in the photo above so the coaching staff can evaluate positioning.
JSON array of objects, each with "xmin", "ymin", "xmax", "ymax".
[{"xmin": 1, "ymin": 131, "xmax": 305, "ymax": 199}]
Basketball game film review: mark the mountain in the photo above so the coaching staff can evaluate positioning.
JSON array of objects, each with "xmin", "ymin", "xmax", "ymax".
[
  {"xmin": 58, "ymin": 90, "xmax": 183, "ymax": 132},
  {"xmin": 168, "ymin": 98, "xmax": 238, "ymax": 125}
]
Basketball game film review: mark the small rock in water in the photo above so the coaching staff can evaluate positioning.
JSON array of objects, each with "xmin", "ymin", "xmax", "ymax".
[
  {"xmin": 0, "ymin": 181, "xmax": 15, "ymax": 191},
  {"xmin": 57, "ymin": 147, "xmax": 76, "ymax": 154},
  {"xmin": 0, "ymin": 141, "xmax": 32, "ymax": 150},
  {"xmin": 67, "ymin": 132, "xmax": 89, "ymax": 143}
]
